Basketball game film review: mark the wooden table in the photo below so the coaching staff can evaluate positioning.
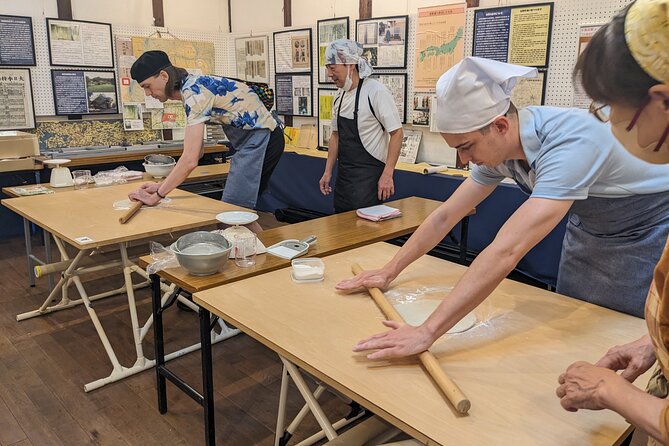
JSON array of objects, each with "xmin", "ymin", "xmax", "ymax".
[
  {"xmin": 40, "ymin": 144, "xmax": 228, "ymax": 168},
  {"xmin": 194, "ymin": 242, "xmax": 651, "ymax": 446},
  {"xmin": 139, "ymin": 196, "xmax": 446, "ymax": 293},
  {"xmin": 1, "ymin": 182, "xmax": 245, "ymax": 391},
  {"xmin": 3, "ymin": 163, "xmax": 231, "ymax": 290},
  {"xmin": 142, "ymin": 197, "xmax": 451, "ymax": 445}
]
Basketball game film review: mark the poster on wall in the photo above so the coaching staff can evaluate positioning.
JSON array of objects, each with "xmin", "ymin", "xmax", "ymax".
[
  {"xmin": 47, "ymin": 18, "xmax": 113, "ymax": 68},
  {"xmin": 370, "ymin": 73, "xmax": 407, "ymax": 124},
  {"xmin": 317, "ymin": 17, "xmax": 349, "ymax": 84},
  {"xmin": 0, "ymin": 15, "xmax": 35, "ymax": 66},
  {"xmin": 472, "ymin": 3, "xmax": 553, "ymax": 68},
  {"xmin": 122, "ymin": 104, "xmax": 144, "ymax": 131},
  {"xmin": 274, "ymin": 28, "xmax": 312, "ymax": 74},
  {"xmin": 572, "ymin": 25, "xmax": 603, "ymax": 108},
  {"xmin": 0, "ymin": 68, "xmax": 35, "ymax": 130},
  {"xmin": 235, "ymin": 35, "xmax": 269, "ymax": 83},
  {"xmin": 150, "ymin": 101, "xmax": 186, "ymax": 129},
  {"xmin": 51, "ymin": 70, "xmax": 118, "ymax": 115},
  {"xmin": 276, "ymin": 74, "xmax": 312, "ymax": 116},
  {"xmin": 356, "ymin": 15, "xmax": 408, "ymax": 69},
  {"xmin": 399, "ymin": 129, "xmax": 422, "ymax": 164},
  {"xmin": 412, "ymin": 93, "xmax": 433, "ymax": 127},
  {"xmin": 414, "ymin": 4, "xmax": 466, "ymax": 92},
  {"xmin": 510, "ymin": 69, "xmax": 546, "ymax": 108},
  {"xmin": 318, "ymin": 88, "xmax": 337, "ymax": 149}
]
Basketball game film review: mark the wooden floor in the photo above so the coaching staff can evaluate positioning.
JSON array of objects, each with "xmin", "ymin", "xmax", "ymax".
[{"xmin": 0, "ymin": 212, "xmax": 354, "ymax": 446}]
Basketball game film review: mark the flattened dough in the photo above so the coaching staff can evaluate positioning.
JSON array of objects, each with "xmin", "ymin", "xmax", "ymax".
[{"xmin": 394, "ymin": 300, "xmax": 477, "ymax": 334}]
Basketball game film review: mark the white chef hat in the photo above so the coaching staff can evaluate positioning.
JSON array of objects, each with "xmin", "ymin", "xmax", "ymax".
[{"xmin": 435, "ymin": 57, "xmax": 538, "ymax": 133}]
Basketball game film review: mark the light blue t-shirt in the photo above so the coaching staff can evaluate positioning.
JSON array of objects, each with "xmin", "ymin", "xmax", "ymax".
[{"xmin": 470, "ymin": 106, "xmax": 669, "ymax": 200}]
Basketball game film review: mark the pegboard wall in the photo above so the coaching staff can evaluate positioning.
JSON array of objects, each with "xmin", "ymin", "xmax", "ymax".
[{"xmin": 26, "ymin": 0, "xmax": 634, "ymax": 119}]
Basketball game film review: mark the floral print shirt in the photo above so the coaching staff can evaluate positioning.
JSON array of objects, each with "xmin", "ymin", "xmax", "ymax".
[{"xmin": 181, "ymin": 74, "xmax": 277, "ymax": 131}]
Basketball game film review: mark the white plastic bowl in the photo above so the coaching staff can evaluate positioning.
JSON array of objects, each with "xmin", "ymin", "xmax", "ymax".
[{"xmin": 143, "ymin": 162, "xmax": 175, "ymax": 178}]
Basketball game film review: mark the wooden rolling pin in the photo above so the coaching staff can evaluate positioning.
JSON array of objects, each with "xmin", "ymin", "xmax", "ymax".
[
  {"xmin": 351, "ymin": 263, "xmax": 471, "ymax": 414},
  {"xmin": 119, "ymin": 201, "xmax": 143, "ymax": 224}
]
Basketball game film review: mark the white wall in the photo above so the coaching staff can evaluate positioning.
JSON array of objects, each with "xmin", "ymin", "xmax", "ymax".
[
  {"xmin": 229, "ymin": 0, "xmax": 283, "ymax": 34},
  {"xmin": 71, "ymin": 0, "xmax": 153, "ymax": 27},
  {"xmin": 1, "ymin": 0, "xmax": 57, "ymax": 18}
]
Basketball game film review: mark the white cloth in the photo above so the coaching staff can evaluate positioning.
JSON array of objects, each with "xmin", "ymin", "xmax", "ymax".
[
  {"xmin": 435, "ymin": 57, "xmax": 537, "ymax": 133},
  {"xmin": 324, "ymin": 38, "xmax": 373, "ymax": 79},
  {"xmin": 331, "ymin": 78, "xmax": 402, "ymax": 163}
]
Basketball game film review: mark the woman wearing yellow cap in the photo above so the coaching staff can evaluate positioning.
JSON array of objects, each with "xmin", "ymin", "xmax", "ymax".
[{"xmin": 556, "ymin": 1, "xmax": 669, "ymax": 444}]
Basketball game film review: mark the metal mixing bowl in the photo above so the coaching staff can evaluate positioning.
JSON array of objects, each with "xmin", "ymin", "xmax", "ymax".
[
  {"xmin": 170, "ymin": 231, "xmax": 232, "ymax": 276},
  {"xmin": 144, "ymin": 154, "xmax": 176, "ymax": 165}
]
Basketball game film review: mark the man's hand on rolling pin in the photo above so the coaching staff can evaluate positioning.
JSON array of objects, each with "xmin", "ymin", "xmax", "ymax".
[
  {"xmin": 336, "ymin": 267, "xmax": 396, "ymax": 292},
  {"xmin": 138, "ymin": 182, "xmax": 160, "ymax": 194},
  {"xmin": 128, "ymin": 188, "xmax": 161, "ymax": 206},
  {"xmin": 353, "ymin": 322, "xmax": 435, "ymax": 360}
]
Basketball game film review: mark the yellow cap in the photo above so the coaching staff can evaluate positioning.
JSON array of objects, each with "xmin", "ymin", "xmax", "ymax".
[{"xmin": 625, "ymin": 0, "xmax": 669, "ymax": 83}]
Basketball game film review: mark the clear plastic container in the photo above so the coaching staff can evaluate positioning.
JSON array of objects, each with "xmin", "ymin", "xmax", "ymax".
[{"xmin": 291, "ymin": 257, "xmax": 325, "ymax": 283}]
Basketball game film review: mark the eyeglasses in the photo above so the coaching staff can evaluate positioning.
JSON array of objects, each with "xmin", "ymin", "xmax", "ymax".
[
  {"xmin": 591, "ymin": 97, "xmax": 669, "ymax": 152},
  {"xmin": 589, "ymin": 101, "xmax": 611, "ymax": 122}
]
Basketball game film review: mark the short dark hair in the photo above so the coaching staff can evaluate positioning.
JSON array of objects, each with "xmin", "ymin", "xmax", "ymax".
[
  {"xmin": 163, "ymin": 65, "xmax": 189, "ymax": 96},
  {"xmin": 573, "ymin": 3, "xmax": 659, "ymax": 108},
  {"xmin": 478, "ymin": 102, "xmax": 518, "ymax": 134}
]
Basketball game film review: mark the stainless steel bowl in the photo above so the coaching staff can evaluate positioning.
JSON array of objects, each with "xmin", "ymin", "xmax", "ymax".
[
  {"xmin": 144, "ymin": 153, "xmax": 176, "ymax": 165},
  {"xmin": 170, "ymin": 231, "xmax": 232, "ymax": 276}
]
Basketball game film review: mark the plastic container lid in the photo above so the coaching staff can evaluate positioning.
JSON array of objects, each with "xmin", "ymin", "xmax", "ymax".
[{"xmin": 291, "ymin": 257, "xmax": 325, "ymax": 283}]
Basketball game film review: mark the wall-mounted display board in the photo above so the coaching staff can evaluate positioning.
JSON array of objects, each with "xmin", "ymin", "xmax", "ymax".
[
  {"xmin": 0, "ymin": 15, "xmax": 35, "ymax": 66},
  {"xmin": 276, "ymin": 73, "xmax": 313, "ymax": 117},
  {"xmin": 572, "ymin": 24, "xmax": 603, "ymax": 108},
  {"xmin": 46, "ymin": 18, "xmax": 113, "ymax": 68},
  {"xmin": 235, "ymin": 35, "xmax": 270, "ymax": 83},
  {"xmin": 414, "ymin": 4, "xmax": 466, "ymax": 92},
  {"xmin": 370, "ymin": 73, "xmax": 407, "ymax": 124},
  {"xmin": 399, "ymin": 129, "xmax": 422, "ymax": 164},
  {"xmin": 318, "ymin": 88, "xmax": 337, "ymax": 149},
  {"xmin": 356, "ymin": 15, "xmax": 409, "ymax": 69},
  {"xmin": 510, "ymin": 69, "xmax": 547, "ymax": 108},
  {"xmin": 472, "ymin": 3, "xmax": 553, "ymax": 68},
  {"xmin": 412, "ymin": 92, "xmax": 432, "ymax": 127},
  {"xmin": 317, "ymin": 17, "xmax": 349, "ymax": 84},
  {"xmin": 51, "ymin": 69, "xmax": 118, "ymax": 115},
  {"xmin": 274, "ymin": 28, "xmax": 312, "ymax": 74},
  {"xmin": 0, "ymin": 68, "xmax": 35, "ymax": 130}
]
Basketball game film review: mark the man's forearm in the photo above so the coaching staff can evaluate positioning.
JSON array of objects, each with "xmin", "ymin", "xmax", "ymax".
[{"xmin": 383, "ymin": 128, "xmax": 403, "ymax": 175}]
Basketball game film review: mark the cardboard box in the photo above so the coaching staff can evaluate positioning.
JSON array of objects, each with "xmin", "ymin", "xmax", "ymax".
[
  {"xmin": 0, "ymin": 131, "xmax": 39, "ymax": 159},
  {"xmin": 296, "ymin": 124, "xmax": 318, "ymax": 150},
  {"xmin": 0, "ymin": 157, "xmax": 36, "ymax": 172}
]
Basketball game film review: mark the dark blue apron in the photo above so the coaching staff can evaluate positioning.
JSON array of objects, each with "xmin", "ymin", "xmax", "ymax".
[
  {"xmin": 334, "ymin": 78, "xmax": 385, "ymax": 213},
  {"xmin": 558, "ymin": 192, "xmax": 669, "ymax": 317}
]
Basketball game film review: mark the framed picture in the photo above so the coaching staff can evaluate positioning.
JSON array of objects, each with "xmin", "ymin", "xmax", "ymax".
[
  {"xmin": 0, "ymin": 15, "xmax": 36, "ymax": 66},
  {"xmin": 370, "ymin": 73, "xmax": 407, "ymax": 124},
  {"xmin": 275, "ymin": 73, "xmax": 313, "ymax": 117},
  {"xmin": 472, "ymin": 2, "xmax": 554, "ymax": 68},
  {"xmin": 46, "ymin": 18, "xmax": 114, "ymax": 68},
  {"xmin": 318, "ymin": 88, "xmax": 337, "ymax": 149},
  {"xmin": 0, "ymin": 68, "xmax": 35, "ymax": 130},
  {"xmin": 235, "ymin": 35, "xmax": 270, "ymax": 83},
  {"xmin": 51, "ymin": 69, "xmax": 118, "ymax": 116},
  {"xmin": 317, "ymin": 17, "xmax": 349, "ymax": 84},
  {"xmin": 356, "ymin": 15, "xmax": 409, "ymax": 69},
  {"xmin": 273, "ymin": 28, "xmax": 312, "ymax": 74}
]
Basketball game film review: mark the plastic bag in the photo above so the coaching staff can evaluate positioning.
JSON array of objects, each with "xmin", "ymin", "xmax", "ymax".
[{"xmin": 146, "ymin": 241, "xmax": 179, "ymax": 274}]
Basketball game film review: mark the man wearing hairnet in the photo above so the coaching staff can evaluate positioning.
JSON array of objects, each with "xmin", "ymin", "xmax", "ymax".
[
  {"xmin": 338, "ymin": 56, "xmax": 669, "ymax": 359},
  {"xmin": 319, "ymin": 39, "xmax": 403, "ymax": 213}
]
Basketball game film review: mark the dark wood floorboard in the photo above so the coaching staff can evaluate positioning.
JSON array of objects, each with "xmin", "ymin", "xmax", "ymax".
[{"xmin": 0, "ymin": 212, "xmax": 356, "ymax": 446}]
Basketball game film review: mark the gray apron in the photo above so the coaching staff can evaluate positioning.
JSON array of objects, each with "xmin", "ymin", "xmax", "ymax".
[{"xmin": 558, "ymin": 191, "xmax": 669, "ymax": 317}]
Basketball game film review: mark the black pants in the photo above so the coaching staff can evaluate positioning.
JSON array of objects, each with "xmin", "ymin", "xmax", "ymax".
[{"xmin": 258, "ymin": 125, "xmax": 285, "ymax": 196}]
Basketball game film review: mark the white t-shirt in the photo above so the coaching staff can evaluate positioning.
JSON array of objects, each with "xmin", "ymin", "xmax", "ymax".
[{"xmin": 331, "ymin": 78, "xmax": 402, "ymax": 163}]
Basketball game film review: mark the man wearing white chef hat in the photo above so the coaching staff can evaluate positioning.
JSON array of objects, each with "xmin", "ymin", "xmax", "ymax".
[{"xmin": 339, "ymin": 56, "xmax": 669, "ymax": 359}]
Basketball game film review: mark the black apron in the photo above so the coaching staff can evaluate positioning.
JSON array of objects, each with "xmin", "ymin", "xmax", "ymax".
[{"xmin": 334, "ymin": 78, "xmax": 386, "ymax": 213}]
